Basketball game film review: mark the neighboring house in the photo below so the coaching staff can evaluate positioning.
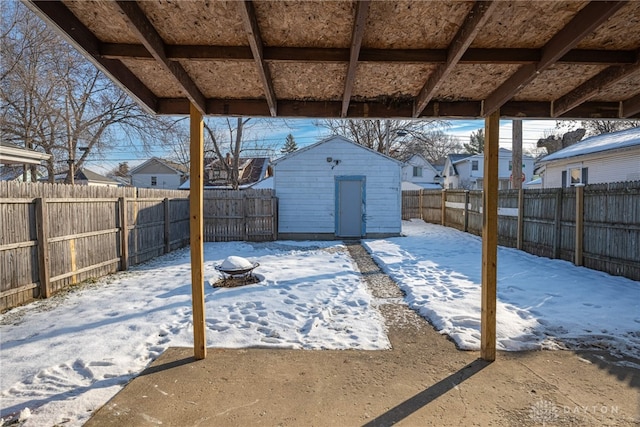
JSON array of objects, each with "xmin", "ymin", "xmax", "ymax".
[
  {"xmin": 536, "ymin": 127, "xmax": 640, "ymax": 188},
  {"xmin": 179, "ymin": 156, "xmax": 271, "ymax": 189},
  {"xmin": 129, "ymin": 157, "xmax": 188, "ymax": 189},
  {"xmin": 0, "ymin": 142, "xmax": 51, "ymax": 166},
  {"xmin": 74, "ymin": 168, "xmax": 120, "ymax": 187},
  {"xmin": 272, "ymin": 135, "xmax": 402, "ymax": 239},
  {"xmin": 0, "ymin": 165, "xmax": 45, "ymax": 182},
  {"xmin": 401, "ymin": 154, "xmax": 442, "ymax": 189},
  {"xmin": 442, "ymin": 153, "xmax": 472, "ymax": 189},
  {"xmin": 442, "ymin": 149, "xmax": 535, "ymax": 190}
]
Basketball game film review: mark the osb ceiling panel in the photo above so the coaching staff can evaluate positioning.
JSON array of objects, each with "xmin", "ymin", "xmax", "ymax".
[
  {"xmin": 352, "ymin": 63, "xmax": 437, "ymax": 98},
  {"xmin": 29, "ymin": 0, "xmax": 640, "ymax": 119},
  {"xmin": 472, "ymin": 1, "xmax": 589, "ymax": 48},
  {"xmin": 270, "ymin": 63, "xmax": 347, "ymax": 100},
  {"xmin": 137, "ymin": 1, "xmax": 247, "ymax": 46},
  {"xmin": 577, "ymin": 2, "xmax": 640, "ymax": 49},
  {"xmin": 255, "ymin": 1, "xmax": 355, "ymax": 48},
  {"xmin": 514, "ymin": 64, "xmax": 607, "ymax": 101},
  {"xmin": 364, "ymin": 1, "xmax": 474, "ymax": 49}
]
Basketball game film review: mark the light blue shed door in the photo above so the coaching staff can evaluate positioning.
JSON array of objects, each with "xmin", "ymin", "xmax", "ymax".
[{"xmin": 336, "ymin": 178, "xmax": 364, "ymax": 238}]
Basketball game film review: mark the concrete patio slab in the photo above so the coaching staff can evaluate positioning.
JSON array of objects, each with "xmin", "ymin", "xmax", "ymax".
[{"xmin": 86, "ymin": 244, "xmax": 639, "ymax": 426}]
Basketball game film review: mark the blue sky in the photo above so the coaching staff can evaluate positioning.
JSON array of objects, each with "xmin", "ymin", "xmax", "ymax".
[{"xmin": 85, "ymin": 118, "xmax": 560, "ymax": 175}]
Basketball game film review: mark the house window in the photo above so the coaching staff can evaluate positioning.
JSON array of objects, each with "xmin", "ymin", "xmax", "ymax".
[
  {"xmin": 413, "ymin": 166, "xmax": 423, "ymax": 177},
  {"xmin": 449, "ymin": 166, "xmax": 454, "ymax": 176},
  {"xmin": 562, "ymin": 167, "xmax": 588, "ymax": 187},
  {"xmin": 151, "ymin": 176, "xmax": 157, "ymax": 186},
  {"xmin": 472, "ymin": 160, "xmax": 478, "ymax": 171},
  {"xmin": 508, "ymin": 160, "xmax": 513, "ymax": 171}
]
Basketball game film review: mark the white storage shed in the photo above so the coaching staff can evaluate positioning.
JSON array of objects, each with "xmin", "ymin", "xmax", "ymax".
[{"xmin": 272, "ymin": 135, "xmax": 402, "ymax": 239}]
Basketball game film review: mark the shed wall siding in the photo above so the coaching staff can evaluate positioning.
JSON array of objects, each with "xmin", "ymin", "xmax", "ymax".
[{"xmin": 275, "ymin": 139, "xmax": 401, "ymax": 235}]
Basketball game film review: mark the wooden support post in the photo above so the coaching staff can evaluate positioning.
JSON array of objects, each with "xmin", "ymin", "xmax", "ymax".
[
  {"xmin": 119, "ymin": 197, "xmax": 129, "ymax": 271},
  {"xmin": 190, "ymin": 102, "xmax": 206, "ymax": 360},
  {"xmin": 511, "ymin": 119, "xmax": 523, "ymax": 190},
  {"xmin": 481, "ymin": 110, "xmax": 499, "ymax": 362},
  {"xmin": 516, "ymin": 189, "xmax": 524, "ymax": 250},
  {"xmin": 554, "ymin": 189, "xmax": 563, "ymax": 259},
  {"xmin": 575, "ymin": 184, "xmax": 584, "ymax": 266},
  {"xmin": 35, "ymin": 198, "xmax": 51, "ymax": 298},
  {"xmin": 441, "ymin": 189, "xmax": 446, "ymax": 226},
  {"xmin": 464, "ymin": 190, "xmax": 470, "ymax": 232},
  {"xmin": 419, "ymin": 189, "xmax": 424, "ymax": 220},
  {"xmin": 164, "ymin": 197, "xmax": 171, "ymax": 253}
]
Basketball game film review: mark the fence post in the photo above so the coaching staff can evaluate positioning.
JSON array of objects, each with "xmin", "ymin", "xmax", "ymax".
[
  {"xmin": 35, "ymin": 198, "xmax": 51, "ymax": 298},
  {"xmin": 164, "ymin": 197, "xmax": 171, "ymax": 253},
  {"xmin": 441, "ymin": 189, "xmax": 446, "ymax": 226},
  {"xmin": 463, "ymin": 190, "xmax": 470, "ymax": 232},
  {"xmin": 517, "ymin": 188, "xmax": 524, "ymax": 250},
  {"xmin": 575, "ymin": 184, "xmax": 584, "ymax": 266},
  {"xmin": 119, "ymin": 197, "xmax": 129, "ymax": 271},
  {"xmin": 419, "ymin": 189, "xmax": 424, "ymax": 220},
  {"xmin": 554, "ymin": 188, "xmax": 563, "ymax": 259}
]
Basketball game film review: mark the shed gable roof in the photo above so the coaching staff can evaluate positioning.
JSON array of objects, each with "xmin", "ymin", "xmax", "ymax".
[{"xmin": 129, "ymin": 157, "xmax": 188, "ymax": 175}]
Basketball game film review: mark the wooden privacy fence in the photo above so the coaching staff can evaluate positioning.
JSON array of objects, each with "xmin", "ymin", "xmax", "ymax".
[
  {"xmin": 0, "ymin": 182, "xmax": 278, "ymax": 311},
  {"xmin": 402, "ymin": 181, "xmax": 640, "ymax": 281}
]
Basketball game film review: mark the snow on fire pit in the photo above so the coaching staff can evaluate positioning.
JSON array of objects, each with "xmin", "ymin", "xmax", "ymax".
[{"xmin": 214, "ymin": 256, "xmax": 261, "ymax": 287}]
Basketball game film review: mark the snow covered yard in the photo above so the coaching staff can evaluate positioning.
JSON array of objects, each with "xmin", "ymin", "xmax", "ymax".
[
  {"xmin": 1, "ymin": 220, "xmax": 639, "ymax": 426},
  {"xmin": 364, "ymin": 220, "xmax": 640, "ymax": 357}
]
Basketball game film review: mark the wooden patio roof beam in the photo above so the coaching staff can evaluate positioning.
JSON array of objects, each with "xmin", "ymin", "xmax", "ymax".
[
  {"xmin": 553, "ymin": 58, "xmax": 640, "ymax": 117},
  {"xmin": 483, "ymin": 1, "xmax": 628, "ymax": 116},
  {"xmin": 27, "ymin": 1, "xmax": 158, "ymax": 113},
  {"xmin": 239, "ymin": 0, "xmax": 278, "ymax": 117},
  {"xmin": 414, "ymin": 1, "xmax": 498, "ymax": 117},
  {"xmin": 342, "ymin": 0, "xmax": 370, "ymax": 118},
  {"xmin": 114, "ymin": 1, "xmax": 206, "ymax": 114},
  {"xmin": 99, "ymin": 44, "xmax": 639, "ymax": 66},
  {"xmin": 99, "ymin": 43, "xmax": 639, "ymax": 66}
]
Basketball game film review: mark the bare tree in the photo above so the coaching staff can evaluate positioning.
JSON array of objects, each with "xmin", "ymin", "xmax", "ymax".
[
  {"xmin": 555, "ymin": 119, "xmax": 640, "ymax": 137},
  {"xmin": 315, "ymin": 119, "xmax": 453, "ymax": 161},
  {"xmin": 1, "ymin": 2, "xmax": 170, "ymax": 183},
  {"xmin": 204, "ymin": 118, "xmax": 252, "ymax": 190}
]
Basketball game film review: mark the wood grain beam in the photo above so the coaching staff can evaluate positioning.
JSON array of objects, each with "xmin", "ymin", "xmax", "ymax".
[
  {"xmin": 481, "ymin": 109, "xmax": 500, "ymax": 362},
  {"xmin": 414, "ymin": 1, "xmax": 498, "ymax": 117},
  {"xmin": 621, "ymin": 93, "xmax": 640, "ymax": 118},
  {"xmin": 189, "ymin": 103, "xmax": 206, "ymax": 360},
  {"xmin": 483, "ymin": 1, "xmax": 627, "ymax": 116},
  {"xmin": 342, "ymin": 0, "xmax": 370, "ymax": 117},
  {"xmin": 553, "ymin": 59, "xmax": 640, "ymax": 117},
  {"xmin": 27, "ymin": 1, "xmax": 158, "ymax": 113},
  {"xmin": 114, "ymin": 1, "xmax": 206, "ymax": 114},
  {"xmin": 239, "ymin": 1, "xmax": 277, "ymax": 117},
  {"xmin": 99, "ymin": 42, "xmax": 638, "ymax": 66}
]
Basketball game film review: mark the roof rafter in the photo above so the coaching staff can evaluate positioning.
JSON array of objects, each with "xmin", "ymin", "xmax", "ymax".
[
  {"xmin": 622, "ymin": 93, "xmax": 640, "ymax": 118},
  {"xmin": 342, "ymin": 0, "xmax": 370, "ymax": 117},
  {"xmin": 27, "ymin": 1, "xmax": 158, "ymax": 112},
  {"xmin": 114, "ymin": 1, "xmax": 206, "ymax": 114},
  {"xmin": 238, "ymin": 0, "xmax": 278, "ymax": 117},
  {"xmin": 553, "ymin": 56, "xmax": 640, "ymax": 117},
  {"xmin": 483, "ymin": 1, "xmax": 628, "ymax": 116},
  {"xmin": 413, "ymin": 1, "xmax": 498, "ymax": 117}
]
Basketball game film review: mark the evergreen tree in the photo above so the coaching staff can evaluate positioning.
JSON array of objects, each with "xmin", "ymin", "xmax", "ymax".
[
  {"xmin": 463, "ymin": 129, "xmax": 484, "ymax": 154},
  {"xmin": 281, "ymin": 133, "xmax": 298, "ymax": 154}
]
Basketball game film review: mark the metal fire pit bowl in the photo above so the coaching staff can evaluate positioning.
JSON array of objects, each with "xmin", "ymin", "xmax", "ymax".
[{"xmin": 215, "ymin": 262, "xmax": 260, "ymax": 280}]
